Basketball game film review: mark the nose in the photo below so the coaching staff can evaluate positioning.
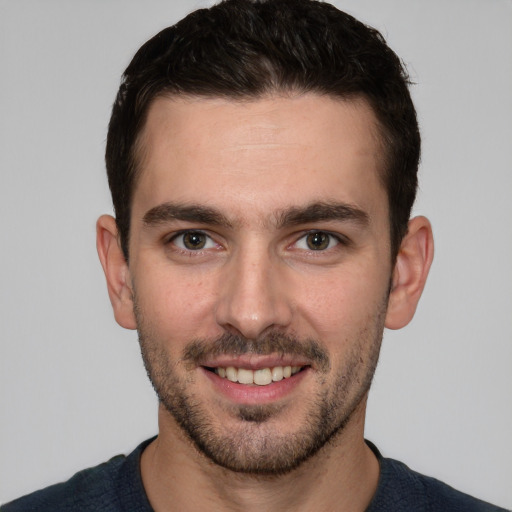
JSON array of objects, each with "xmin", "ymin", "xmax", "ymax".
[{"xmin": 214, "ymin": 245, "xmax": 293, "ymax": 339}]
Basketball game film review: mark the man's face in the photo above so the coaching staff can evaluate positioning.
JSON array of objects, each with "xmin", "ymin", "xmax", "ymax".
[{"xmin": 127, "ymin": 94, "xmax": 393, "ymax": 474}]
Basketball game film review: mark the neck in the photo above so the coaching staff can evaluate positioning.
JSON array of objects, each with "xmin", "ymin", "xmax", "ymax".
[{"xmin": 141, "ymin": 402, "xmax": 380, "ymax": 512}]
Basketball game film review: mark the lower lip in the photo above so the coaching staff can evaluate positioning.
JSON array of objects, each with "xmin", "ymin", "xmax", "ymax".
[{"xmin": 201, "ymin": 367, "xmax": 310, "ymax": 405}]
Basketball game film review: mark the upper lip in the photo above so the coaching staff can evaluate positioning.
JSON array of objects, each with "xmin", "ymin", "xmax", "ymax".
[{"xmin": 200, "ymin": 354, "xmax": 312, "ymax": 370}]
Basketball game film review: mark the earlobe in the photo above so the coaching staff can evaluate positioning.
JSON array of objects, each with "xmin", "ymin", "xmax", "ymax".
[
  {"xmin": 96, "ymin": 215, "xmax": 137, "ymax": 330},
  {"xmin": 385, "ymin": 216, "xmax": 434, "ymax": 330}
]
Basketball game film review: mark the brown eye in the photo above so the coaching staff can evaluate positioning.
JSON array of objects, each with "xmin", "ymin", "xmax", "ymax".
[
  {"xmin": 180, "ymin": 231, "xmax": 208, "ymax": 250},
  {"xmin": 305, "ymin": 232, "xmax": 330, "ymax": 250}
]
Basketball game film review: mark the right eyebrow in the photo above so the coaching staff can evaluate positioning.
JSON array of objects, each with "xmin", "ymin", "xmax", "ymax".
[{"xmin": 142, "ymin": 202, "xmax": 234, "ymax": 229}]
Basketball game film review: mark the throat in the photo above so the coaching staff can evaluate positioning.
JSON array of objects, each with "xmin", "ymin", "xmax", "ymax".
[{"xmin": 147, "ymin": 404, "xmax": 378, "ymax": 512}]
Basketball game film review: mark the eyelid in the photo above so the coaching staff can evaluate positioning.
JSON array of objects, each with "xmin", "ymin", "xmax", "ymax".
[
  {"xmin": 164, "ymin": 228, "xmax": 350, "ymax": 253},
  {"xmin": 167, "ymin": 229, "xmax": 218, "ymax": 251},
  {"xmin": 292, "ymin": 230, "xmax": 350, "ymax": 251}
]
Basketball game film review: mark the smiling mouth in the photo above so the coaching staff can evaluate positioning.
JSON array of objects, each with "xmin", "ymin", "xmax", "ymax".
[{"xmin": 205, "ymin": 365, "xmax": 306, "ymax": 386}]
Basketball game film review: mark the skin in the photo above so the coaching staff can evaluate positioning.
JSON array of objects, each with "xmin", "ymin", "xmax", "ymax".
[{"xmin": 97, "ymin": 93, "xmax": 433, "ymax": 511}]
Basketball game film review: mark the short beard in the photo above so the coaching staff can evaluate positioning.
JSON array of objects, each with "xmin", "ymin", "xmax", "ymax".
[{"xmin": 136, "ymin": 307, "xmax": 385, "ymax": 476}]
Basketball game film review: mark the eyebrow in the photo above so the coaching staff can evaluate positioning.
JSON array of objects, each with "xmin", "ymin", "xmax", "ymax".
[
  {"xmin": 143, "ymin": 203, "xmax": 234, "ymax": 228},
  {"xmin": 275, "ymin": 201, "xmax": 369, "ymax": 228},
  {"xmin": 142, "ymin": 200, "xmax": 369, "ymax": 230}
]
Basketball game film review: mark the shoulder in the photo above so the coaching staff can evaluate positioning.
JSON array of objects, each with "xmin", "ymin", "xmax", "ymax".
[
  {"xmin": 367, "ymin": 445, "xmax": 508, "ymax": 512},
  {"xmin": 2, "ymin": 455, "xmax": 126, "ymax": 512},
  {"xmin": 1, "ymin": 439, "xmax": 154, "ymax": 512}
]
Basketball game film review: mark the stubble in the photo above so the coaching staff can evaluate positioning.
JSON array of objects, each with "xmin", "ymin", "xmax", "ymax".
[{"xmin": 135, "ymin": 298, "xmax": 386, "ymax": 476}]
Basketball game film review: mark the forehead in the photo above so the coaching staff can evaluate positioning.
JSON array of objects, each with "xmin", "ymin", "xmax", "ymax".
[{"xmin": 133, "ymin": 93, "xmax": 387, "ymax": 226}]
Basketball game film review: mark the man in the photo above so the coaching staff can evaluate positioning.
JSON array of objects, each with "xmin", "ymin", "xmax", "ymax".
[{"xmin": 2, "ymin": 0, "xmax": 508, "ymax": 510}]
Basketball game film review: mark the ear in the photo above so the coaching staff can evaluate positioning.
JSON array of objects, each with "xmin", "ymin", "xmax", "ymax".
[
  {"xmin": 385, "ymin": 216, "xmax": 434, "ymax": 330},
  {"xmin": 96, "ymin": 215, "xmax": 137, "ymax": 330}
]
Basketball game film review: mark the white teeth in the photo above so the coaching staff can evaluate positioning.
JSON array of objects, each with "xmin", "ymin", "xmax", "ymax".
[
  {"xmin": 226, "ymin": 366, "xmax": 237, "ymax": 382},
  {"xmin": 271, "ymin": 366, "xmax": 284, "ymax": 382},
  {"xmin": 237, "ymin": 368, "xmax": 254, "ymax": 385},
  {"xmin": 254, "ymin": 368, "xmax": 272, "ymax": 386},
  {"xmin": 214, "ymin": 365, "xmax": 302, "ymax": 386}
]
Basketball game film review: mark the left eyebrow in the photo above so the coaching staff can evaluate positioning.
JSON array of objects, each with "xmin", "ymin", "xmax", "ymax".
[{"xmin": 275, "ymin": 201, "xmax": 369, "ymax": 229}]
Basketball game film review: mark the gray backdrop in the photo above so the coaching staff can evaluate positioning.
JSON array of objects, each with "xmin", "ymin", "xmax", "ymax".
[{"xmin": 1, "ymin": 0, "xmax": 511, "ymax": 508}]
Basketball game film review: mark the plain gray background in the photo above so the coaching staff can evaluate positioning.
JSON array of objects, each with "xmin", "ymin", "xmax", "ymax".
[{"xmin": 1, "ymin": 0, "xmax": 511, "ymax": 508}]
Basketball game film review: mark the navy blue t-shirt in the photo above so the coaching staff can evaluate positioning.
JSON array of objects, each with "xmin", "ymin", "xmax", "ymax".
[{"xmin": 2, "ymin": 439, "xmax": 508, "ymax": 511}]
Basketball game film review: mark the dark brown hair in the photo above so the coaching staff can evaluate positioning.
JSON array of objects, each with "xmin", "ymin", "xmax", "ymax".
[{"xmin": 106, "ymin": 0, "xmax": 420, "ymax": 260}]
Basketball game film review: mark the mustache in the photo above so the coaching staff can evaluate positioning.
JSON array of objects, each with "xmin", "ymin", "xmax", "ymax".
[{"xmin": 182, "ymin": 331, "xmax": 330, "ymax": 373}]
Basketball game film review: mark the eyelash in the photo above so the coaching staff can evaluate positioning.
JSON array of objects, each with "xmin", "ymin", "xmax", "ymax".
[
  {"xmin": 166, "ymin": 230, "xmax": 219, "ymax": 253},
  {"xmin": 293, "ymin": 230, "xmax": 348, "ymax": 252},
  {"xmin": 165, "ymin": 229, "xmax": 349, "ymax": 255}
]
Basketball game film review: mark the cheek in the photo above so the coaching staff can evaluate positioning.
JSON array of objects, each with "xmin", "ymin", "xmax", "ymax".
[
  {"xmin": 294, "ymin": 265, "xmax": 389, "ymax": 342},
  {"xmin": 134, "ymin": 266, "xmax": 221, "ymax": 341}
]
